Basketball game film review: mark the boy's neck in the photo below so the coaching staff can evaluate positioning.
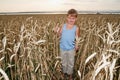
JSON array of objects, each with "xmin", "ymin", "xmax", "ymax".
[
  {"xmin": 66, "ymin": 23, "xmax": 75, "ymax": 30},
  {"xmin": 66, "ymin": 23, "xmax": 74, "ymax": 27}
]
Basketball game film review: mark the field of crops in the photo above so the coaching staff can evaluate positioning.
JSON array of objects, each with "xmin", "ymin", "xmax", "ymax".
[{"xmin": 0, "ymin": 14, "xmax": 120, "ymax": 80}]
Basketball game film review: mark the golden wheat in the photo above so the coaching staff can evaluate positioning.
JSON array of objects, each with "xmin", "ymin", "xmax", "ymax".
[{"xmin": 0, "ymin": 14, "xmax": 119, "ymax": 80}]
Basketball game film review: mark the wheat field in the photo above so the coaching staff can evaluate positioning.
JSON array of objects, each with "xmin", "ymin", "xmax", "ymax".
[{"xmin": 0, "ymin": 14, "xmax": 120, "ymax": 80}]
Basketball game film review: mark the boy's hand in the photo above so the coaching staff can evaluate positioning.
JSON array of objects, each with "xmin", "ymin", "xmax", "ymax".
[
  {"xmin": 53, "ymin": 23, "xmax": 60, "ymax": 33},
  {"xmin": 75, "ymin": 44, "xmax": 79, "ymax": 52}
]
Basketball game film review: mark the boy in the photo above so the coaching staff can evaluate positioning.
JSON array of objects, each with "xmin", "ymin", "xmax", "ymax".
[{"xmin": 54, "ymin": 9, "xmax": 79, "ymax": 80}]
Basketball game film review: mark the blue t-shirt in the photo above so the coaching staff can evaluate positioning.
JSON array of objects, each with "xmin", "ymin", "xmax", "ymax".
[{"xmin": 60, "ymin": 24, "xmax": 76, "ymax": 51}]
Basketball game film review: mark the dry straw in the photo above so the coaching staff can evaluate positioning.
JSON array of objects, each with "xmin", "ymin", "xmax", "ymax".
[
  {"xmin": 78, "ymin": 70, "xmax": 81, "ymax": 80},
  {"xmin": 109, "ymin": 59, "xmax": 116, "ymax": 80},
  {"xmin": 2, "ymin": 36, "xmax": 7, "ymax": 50},
  {"xmin": 0, "ymin": 14, "xmax": 119, "ymax": 80},
  {"xmin": 0, "ymin": 56, "xmax": 5, "ymax": 62},
  {"xmin": 0, "ymin": 68, "xmax": 9, "ymax": 80},
  {"xmin": 93, "ymin": 62, "xmax": 110, "ymax": 80},
  {"xmin": 85, "ymin": 52, "xmax": 97, "ymax": 64}
]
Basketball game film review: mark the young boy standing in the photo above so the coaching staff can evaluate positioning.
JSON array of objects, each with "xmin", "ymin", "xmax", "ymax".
[{"xmin": 54, "ymin": 9, "xmax": 79, "ymax": 80}]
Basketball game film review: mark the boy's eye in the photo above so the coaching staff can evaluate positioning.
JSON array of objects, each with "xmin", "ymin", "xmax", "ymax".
[{"xmin": 69, "ymin": 17, "xmax": 75, "ymax": 20}]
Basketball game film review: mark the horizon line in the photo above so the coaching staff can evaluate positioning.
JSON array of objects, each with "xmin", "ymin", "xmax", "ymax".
[
  {"xmin": 0, "ymin": 10, "xmax": 120, "ymax": 15},
  {"xmin": 0, "ymin": 10, "xmax": 120, "ymax": 13}
]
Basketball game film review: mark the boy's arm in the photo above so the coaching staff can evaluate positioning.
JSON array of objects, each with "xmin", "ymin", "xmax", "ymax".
[
  {"xmin": 58, "ymin": 24, "xmax": 63, "ymax": 36},
  {"xmin": 53, "ymin": 23, "xmax": 63, "ymax": 36},
  {"xmin": 75, "ymin": 27, "xmax": 80, "ymax": 51}
]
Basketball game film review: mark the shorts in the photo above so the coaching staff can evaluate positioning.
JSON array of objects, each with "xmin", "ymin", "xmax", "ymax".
[{"xmin": 60, "ymin": 49, "xmax": 75, "ymax": 75}]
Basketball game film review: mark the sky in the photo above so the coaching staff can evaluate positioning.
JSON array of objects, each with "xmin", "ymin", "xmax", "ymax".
[{"xmin": 0, "ymin": 0, "xmax": 120, "ymax": 12}]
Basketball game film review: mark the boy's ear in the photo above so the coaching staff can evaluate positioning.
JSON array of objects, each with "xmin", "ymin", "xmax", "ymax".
[{"xmin": 75, "ymin": 18, "xmax": 78, "ymax": 21}]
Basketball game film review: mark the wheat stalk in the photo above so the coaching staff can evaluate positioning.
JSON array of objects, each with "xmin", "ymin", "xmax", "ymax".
[
  {"xmin": 13, "ymin": 42, "xmax": 21, "ymax": 54},
  {"xmin": 85, "ymin": 52, "xmax": 97, "ymax": 64},
  {"xmin": 93, "ymin": 62, "xmax": 110, "ymax": 80},
  {"xmin": 54, "ymin": 60, "xmax": 59, "ymax": 68},
  {"xmin": 107, "ymin": 49, "xmax": 120, "ymax": 55},
  {"xmin": 34, "ymin": 40, "xmax": 46, "ymax": 45},
  {"xmin": 35, "ymin": 63, "xmax": 40, "ymax": 73},
  {"xmin": 109, "ymin": 59, "xmax": 116, "ymax": 80},
  {"xmin": 0, "ymin": 49, "xmax": 4, "ymax": 53},
  {"xmin": 0, "ymin": 56, "xmax": 5, "ymax": 62},
  {"xmin": 2, "ymin": 36, "xmax": 7, "ymax": 50},
  {"xmin": 10, "ymin": 54, "xmax": 16, "ymax": 63},
  {"xmin": 78, "ymin": 70, "xmax": 81, "ymax": 80},
  {"xmin": 0, "ymin": 68, "xmax": 9, "ymax": 80}
]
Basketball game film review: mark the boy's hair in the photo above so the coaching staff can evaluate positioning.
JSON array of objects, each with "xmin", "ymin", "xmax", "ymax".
[{"xmin": 67, "ymin": 9, "xmax": 78, "ymax": 17}]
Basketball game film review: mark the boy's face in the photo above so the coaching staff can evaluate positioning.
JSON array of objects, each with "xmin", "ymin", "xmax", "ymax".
[{"xmin": 67, "ymin": 14, "xmax": 77, "ymax": 25}]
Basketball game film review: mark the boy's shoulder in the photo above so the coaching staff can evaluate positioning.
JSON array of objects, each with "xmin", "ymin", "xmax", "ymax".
[
  {"xmin": 61, "ymin": 23, "xmax": 78, "ymax": 29},
  {"xmin": 62, "ymin": 23, "xmax": 77, "ymax": 27},
  {"xmin": 60, "ymin": 23, "xmax": 65, "ymax": 28}
]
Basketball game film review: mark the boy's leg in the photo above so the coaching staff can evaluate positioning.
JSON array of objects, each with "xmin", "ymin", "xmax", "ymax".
[
  {"xmin": 67, "ymin": 49, "xmax": 75, "ymax": 79},
  {"xmin": 60, "ymin": 49, "xmax": 68, "ymax": 74}
]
